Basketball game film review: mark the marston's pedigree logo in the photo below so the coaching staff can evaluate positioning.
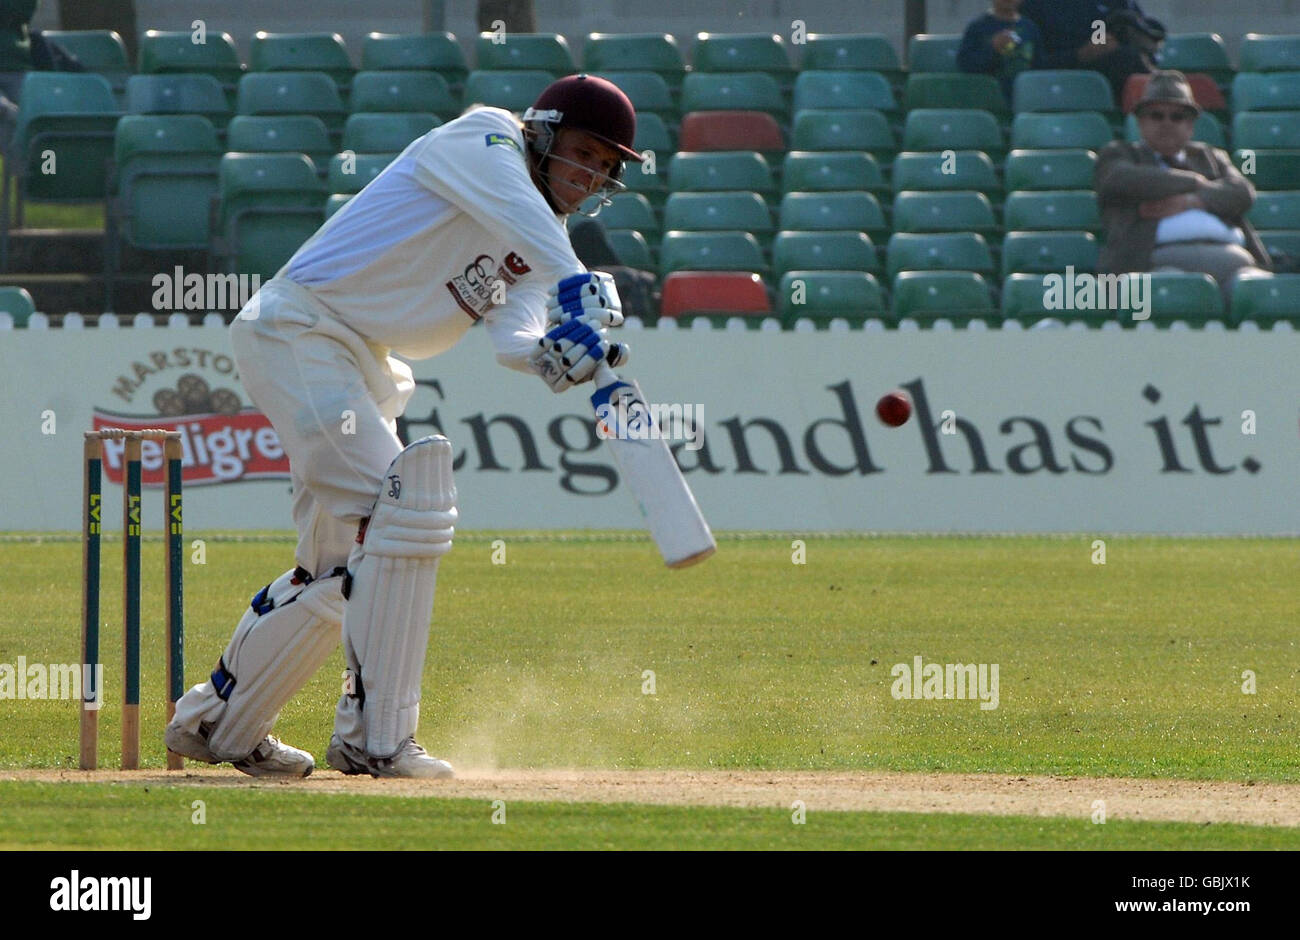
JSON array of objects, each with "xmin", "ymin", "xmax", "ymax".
[{"xmin": 94, "ymin": 363, "xmax": 290, "ymax": 486}]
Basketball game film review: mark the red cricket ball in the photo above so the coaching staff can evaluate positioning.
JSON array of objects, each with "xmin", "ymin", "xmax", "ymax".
[{"xmin": 875, "ymin": 390, "xmax": 912, "ymax": 427}]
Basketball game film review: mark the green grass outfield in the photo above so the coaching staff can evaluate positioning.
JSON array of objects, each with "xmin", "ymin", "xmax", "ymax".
[{"xmin": 1, "ymin": 532, "xmax": 1297, "ymax": 849}]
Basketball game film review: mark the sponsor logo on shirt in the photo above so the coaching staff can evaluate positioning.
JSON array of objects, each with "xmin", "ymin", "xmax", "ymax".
[
  {"xmin": 445, "ymin": 251, "xmax": 533, "ymax": 319},
  {"xmin": 485, "ymin": 132, "xmax": 522, "ymax": 153}
]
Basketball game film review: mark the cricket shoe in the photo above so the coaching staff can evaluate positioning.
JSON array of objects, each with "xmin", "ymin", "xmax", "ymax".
[
  {"xmin": 164, "ymin": 721, "xmax": 315, "ymax": 778},
  {"xmin": 326, "ymin": 734, "xmax": 455, "ymax": 779}
]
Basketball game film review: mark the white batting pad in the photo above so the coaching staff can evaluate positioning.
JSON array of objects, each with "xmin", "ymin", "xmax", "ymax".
[{"xmin": 335, "ymin": 436, "xmax": 457, "ymax": 759}]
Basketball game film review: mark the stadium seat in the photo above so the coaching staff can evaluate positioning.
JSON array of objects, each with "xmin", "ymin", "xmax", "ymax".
[
  {"xmin": 0, "ymin": 286, "xmax": 35, "ymax": 327},
  {"xmin": 1232, "ymin": 110, "xmax": 1300, "ymax": 150},
  {"xmin": 1003, "ymin": 190, "xmax": 1100, "ymax": 233},
  {"xmin": 891, "ymin": 191, "xmax": 997, "ymax": 236},
  {"xmin": 802, "ymin": 33, "xmax": 902, "ymax": 85},
  {"xmin": 623, "ymin": 160, "xmax": 669, "ymax": 207},
  {"xmin": 782, "ymin": 151, "xmax": 888, "ymax": 196},
  {"xmin": 999, "ymin": 231, "xmax": 1098, "ymax": 279},
  {"xmin": 1158, "ymin": 33, "xmax": 1233, "ymax": 86},
  {"xmin": 606, "ymin": 228, "xmax": 653, "ymax": 270},
  {"xmin": 138, "ymin": 29, "xmax": 245, "ymax": 89},
  {"xmin": 661, "ymin": 271, "xmax": 771, "ymax": 323},
  {"xmin": 1230, "ymin": 273, "xmax": 1300, "ymax": 326},
  {"xmin": 1260, "ymin": 230, "xmax": 1300, "ymax": 261},
  {"xmin": 1239, "ymin": 34, "xmax": 1300, "ymax": 73},
  {"xmin": 350, "ymin": 71, "xmax": 460, "ymax": 121},
  {"xmin": 1250, "ymin": 192, "xmax": 1300, "ymax": 229},
  {"xmin": 249, "ymin": 32, "xmax": 355, "ymax": 90},
  {"xmin": 779, "ymin": 191, "xmax": 888, "ymax": 242},
  {"xmin": 885, "ymin": 232, "xmax": 993, "ymax": 280},
  {"xmin": 361, "ymin": 33, "xmax": 469, "ymax": 88},
  {"xmin": 903, "ymin": 74, "xmax": 1008, "ymax": 115},
  {"xmin": 236, "ymin": 72, "xmax": 347, "ymax": 137},
  {"xmin": 1123, "ymin": 111, "xmax": 1225, "ymax": 148},
  {"xmin": 659, "ymin": 230, "xmax": 768, "ymax": 276},
  {"xmin": 902, "ymin": 109, "xmax": 1005, "ymax": 165},
  {"xmin": 792, "ymin": 70, "xmax": 897, "ymax": 115},
  {"xmin": 227, "ymin": 115, "xmax": 333, "ymax": 172},
  {"xmin": 1013, "ymin": 70, "xmax": 1114, "ymax": 114},
  {"xmin": 1011, "ymin": 112, "xmax": 1114, "ymax": 150},
  {"xmin": 678, "ymin": 111, "xmax": 783, "ymax": 153},
  {"xmin": 328, "ymin": 152, "xmax": 395, "ymax": 194},
  {"xmin": 680, "ymin": 72, "xmax": 787, "ymax": 120},
  {"xmin": 790, "ymin": 109, "xmax": 894, "ymax": 164},
  {"xmin": 325, "ymin": 193, "xmax": 352, "ymax": 218},
  {"xmin": 892, "ymin": 271, "xmax": 996, "ymax": 324},
  {"xmin": 663, "ymin": 191, "xmax": 773, "ymax": 244},
  {"xmin": 475, "ymin": 32, "xmax": 575, "ymax": 75},
  {"xmin": 125, "ymin": 74, "xmax": 231, "ymax": 127},
  {"xmin": 1121, "ymin": 72, "xmax": 1225, "ymax": 115},
  {"xmin": 343, "ymin": 112, "xmax": 439, "ymax": 153},
  {"xmin": 779, "ymin": 271, "xmax": 884, "ymax": 326},
  {"xmin": 668, "ymin": 151, "xmax": 775, "ymax": 201},
  {"xmin": 1143, "ymin": 272, "xmax": 1225, "ymax": 325},
  {"xmin": 1231, "ymin": 71, "xmax": 1300, "ymax": 112},
  {"xmin": 41, "ymin": 30, "xmax": 130, "ymax": 100},
  {"xmin": 216, "ymin": 153, "xmax": 326, "ymax": 277},
  {"xmin": 1231, "ymin": 149, "xmax": 1300, "ymax": 189},
  {"xmin": 773, "ymin": 230, "xmax": 880, "ymax": 275},
  {"xmin": 582, "ymin": 34, "xmax": 686, "ymax": 91},
  {"xmin": 1004, "ymin": 149, "xmax": 1097, "ymax": 191},
  {"xmin": 461, "ymin": 70, "xmax": 553, "ymax": 113},
  {"xmin": 692, "ymin": 33, "xmax": 793, "ymax": 81},
  {"xmin": 906, "ymin": 34, "xmax": 961, "ymax": 73},
  {"xmin": 594, "ymin": 71, "xmax": 677, "ymax": 121},
  {"xmin": 633, "ymin": 111, "xmax": 675, "ymax": 156},
  {"xmin": 1001, "ymin": 272, "xmax": 1112, "ymax": 325},
  {"xmin": 597, "ymin": 192, "xmax": 660, "ymax": 237},
  {"xmin": 890, "ymin": 151, "xmax": 1000, "ymax": 199}
]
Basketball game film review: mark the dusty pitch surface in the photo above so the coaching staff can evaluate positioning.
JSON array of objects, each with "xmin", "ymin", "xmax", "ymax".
[{"xmin": 5, "ymin": 768, "xmax": 1300, "ymax": 827}]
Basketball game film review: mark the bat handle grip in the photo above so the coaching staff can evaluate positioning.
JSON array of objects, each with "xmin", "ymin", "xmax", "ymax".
[{"xmin": 594, "ymin": 361, "xmax": 619, "ymax": 389}]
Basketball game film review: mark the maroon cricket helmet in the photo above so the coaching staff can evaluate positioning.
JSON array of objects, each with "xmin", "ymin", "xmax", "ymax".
[{"xmin": 524, "ymin": 74, "xmax": 643, "ymax": 163}]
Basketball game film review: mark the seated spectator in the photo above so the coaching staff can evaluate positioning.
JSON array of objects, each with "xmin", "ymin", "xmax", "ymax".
[
  {"xmin": 1095, "ymin": 71, "xmax": 1271, "ymax": 303},
  {"xmin": 1022, "ymin": 0, "xmax": 1163, "ymax": 98},
  {"xmin": 957, "ymin": 0, "xmax": 1044, "ymax": 102}
]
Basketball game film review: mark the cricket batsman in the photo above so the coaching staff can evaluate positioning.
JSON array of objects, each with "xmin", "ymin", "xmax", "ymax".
[{"xmin": 165, "ymin": 74, "xmax": 641, "ymax": 777}]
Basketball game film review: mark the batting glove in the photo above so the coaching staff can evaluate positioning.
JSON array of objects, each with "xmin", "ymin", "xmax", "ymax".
[
  {"xmin": 529, "ymin": 318, "xmax": 629, "ymax": 392},
  {"xmin": 545, "ymin": 272, "xmax": 625, "ymax": 329}
]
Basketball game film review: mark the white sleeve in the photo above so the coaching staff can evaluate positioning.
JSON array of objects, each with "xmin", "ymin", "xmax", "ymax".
[
  {"xmin": 482, "ymin": 283, "xmax": 548, "ymax": 374},
  {"xmin": 409, "ymin": 108, "xmax": 585, "ymax": 284}
]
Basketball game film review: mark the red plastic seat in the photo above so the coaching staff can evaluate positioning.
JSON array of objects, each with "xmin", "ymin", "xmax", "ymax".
[
  {"xmin": 660, "ymin": 271, "xmax": 771, "ymax": 318},
  {"xmin": 1122, "ymin": 72, "xmax": 1226, "ymax": 114},
  {"xmin": 678, "ymin": 110, "xmax": 784, "ymax": 152}
]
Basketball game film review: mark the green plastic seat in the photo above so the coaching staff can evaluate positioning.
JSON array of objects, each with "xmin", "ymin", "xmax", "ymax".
[
  {"xmin": 623, "ymin": 159, "xmax": 669, "ymax": 207},
  {"xmin": 1012, "ymin": 111, "xmax": 1114, "ymax": 150},
  {"xmin": 597, "ymin": 192, "xmax": 660, "ymax": 236},
  {"xmin": 885, "ymin": 232, "xmax": 993, "ymax": 280},
  {"xmin": 0, "ymin": 287, "xmax": 36, "ymax": 327},
  {"xmin": 668, "ymin": 151, "xmax": 775, "ymax": 199},
  {"xmin": 461, "ymin": 70, "xmax": 553, "ymax": 113},
  {"xmin": 325, "ymin": 193, "xmax": 352, "ymax": 218},
  {"xmin": 891, "ymin": 191, "xmax": 997, "ymax": 236},
  {"xmin": 892, "ymin": 271, "xmax": 996, "ymax": 323},
  {"xmin": 782, "ymin": 151, "xmax": 887, "ymax": 195},
  {"xmin": 475, "ymin": 32, "xmax": 574, "ymax": 74},
  {"xmin": 903, "ymin": 73, "xmax": 1007, "ymax": 114},
  {"xmin": 802, "ymin": 34, "xmax": 902, "ymax": 84},
  {"xmin": 227, "ymin": 115, "xmax": 333, "ymax": 172},
  {"xmin": 906, "ymin": 34, "xmax": 962, "ymax": 73},
  {"xmin": 1124, "ymin": 111, "xmax": 1225, "ymax": 148},
  {"xmin": 1250, "ymin": 192, "xmax": 1300, "ymax": 229},
  {"xmin": 1260, "ymin": 230, "xmax": 1300, "ymax": 259},
  {"xmin": 1240, "ymin": 34, "xmax": 1300, "ymax": 73},
  {"xmin": 779, "ymin": 271, "xmax": 885, "ymax": 325},
  {"xmin": 999, "ymin": 231, "xmax": 1098, "ymax": 279},
  {"xmin": 343, "ymin": 112, "xmax": 439, "ymax": 153},
  {"xmin": 902, "ymin": 109, "xmax": 1004, "ymax": 163},
  {"xmin": 773, "ymin": 230, "xmax": 880, "ymax": 274},
  {"xmin": 1004, "ymin": 149, "xmax": 1097, "ymax": 191},
  {"xmin": 1232, "ymin": 149, "xmax": 1300, "ymax": 189},
  {"xmin": 236, "ymin": 72, "xmax": 347, "ymax": 136},
  {"xmin": 1230, "ymin": 273, "xmax": 1300, "ymax": 326},
  {"xmin": 793, "ymin": 70, "xmax": 896, "ymax": 114},
  {"xmin": 217, "ymin": 153, "xmax": 327, "ymax": 277},
  {"xmin": 138, "ymin": 29, "xmax": 244, "ymax": 86},
  {"xmin": 681, "ymin": 72, "xmax": 786, "ymax": 120},
  {"xmin": 606, "ymin": 228, "xmax": 653, "ymax": 270},
  {"xmin": 1159, "ymin": 33, "xmax": 1233, "ymax": 85},
  {"xmin": 891, "ymin": 151, "xmax": 1000, "ymax": 198},
  {"xmin": 350, "ymin": 71, "xmax": 460, "ymax": 121},
  {"xmin": 1001, "ymin": 272, "xmax": 1118, "ymax": 325},
  {"xmin": 327, "ymin": 152, "xmax": 395, "ymax": 194},
  {"xmin": 362, "ymin": 33, "xmax": 468, "ymax": 88},
  {"xmin": 692, "ymin": 33, "xmax": 793, "ymax": 78},
  {"xmin": 1143, "ymin": 272, "xmax": 1225, "ymax": 325},
  {"xmin": 249, "ymin": 32, "xmax": 354, "ymax": 89},
  {"xmin": 582, "ymin": 34, "xmax": 685, "ymax": 90},
  {"xmin": 790, "ymin": 109, "xmax": 895, "ymax": 164},
  {"xmin": 1232, "ymin": 110, "xmax": 1300, "ymax": 150},
  {"xmin": 779, "ymin": 191, "xmax": 887, "ymax": 242},
  {"xmin": 632, "ymin": 111, "xmax": 674, "ymax": 157},
  {"xmin": 659, "ymin": 230, "xmax": 768, "ymax": 276},
  {"xmin": 11, "ymin": 73, "xmax": 121, "ymax": 202},
  {"xmin": 1231, "ymin": 71, "xmax": 1300, "ymax": 112},
  {"xmin": 663, "ymin": 191, "xmax": 774, "ymax": 243},
  {"xmin": 1013, "ymin": 70, "xmax": 1114, "ymax": 113},
  {"xmin": 1003, "ymin": 190, "xmax": 1100, "ymax": 232},
  {"xmin": 41, "ymin": 30, "xmax": 130, "ymax": 99},
  {"xmin": 594, "ymin": 71, "xmax": 677, "ymax": 120},
  {"xmin": 125, "ymin": 74, "xmax": 231, "ymax": 127}
]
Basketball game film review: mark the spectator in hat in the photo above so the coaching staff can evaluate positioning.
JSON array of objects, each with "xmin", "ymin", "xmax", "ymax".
[{"xmin": 1095, "ymin": 70, "xmax": 1271, "ymax": 303}]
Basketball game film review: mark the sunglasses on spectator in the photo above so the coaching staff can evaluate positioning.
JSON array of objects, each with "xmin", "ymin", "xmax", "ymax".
[{"xmin": 1140, "ymin": 108, "xmax": 1196, "ymax": 123}]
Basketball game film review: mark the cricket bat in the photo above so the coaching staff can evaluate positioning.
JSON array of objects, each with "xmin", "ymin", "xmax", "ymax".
[{"xmin": 591, "ymin": 362, "xmax": 716, "ymax": 568}]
